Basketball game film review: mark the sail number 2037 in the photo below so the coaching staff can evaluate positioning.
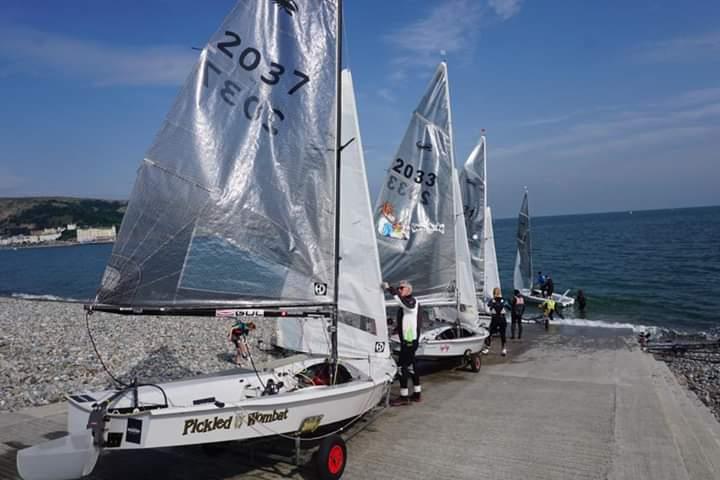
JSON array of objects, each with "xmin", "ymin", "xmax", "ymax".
[{"xmin": 202, "ymin": 31, "xmax": 312, "ymax": 135}]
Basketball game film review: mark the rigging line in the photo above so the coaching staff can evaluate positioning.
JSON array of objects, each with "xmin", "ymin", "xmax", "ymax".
[
  {"xmin": 85, "ymin": 310, "xmax": 128, "ymax": 388},
  {"xmin": 243, "ymin": 335, "xmax": 266, "ymax": 392}
]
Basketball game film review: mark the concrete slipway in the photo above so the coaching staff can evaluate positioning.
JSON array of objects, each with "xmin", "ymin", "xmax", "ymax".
[{"xmin": 2, "ymin": 326, "xmax": 719, "ymax": 479}]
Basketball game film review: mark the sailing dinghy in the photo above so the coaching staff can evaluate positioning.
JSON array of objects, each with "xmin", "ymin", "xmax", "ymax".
[
  {"xmin": 17, "ymin": 2, "xmax": 393, "ymax": 479},
  {"xmin": 374, "ymin": 63, "xmax": 488, "ymax": 371},
  {"xmin": 513, "ymin": 189, "xmax": 575, "ymax": 308},
  {"xmin": 460, "ymin": 134, "xmax": 501, "ymax": 322}
]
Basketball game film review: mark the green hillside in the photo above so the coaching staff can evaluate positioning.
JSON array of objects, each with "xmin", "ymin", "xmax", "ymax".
[{"xmin": 0, "ymin": 197, "xmax": 127, "ymax": 236}]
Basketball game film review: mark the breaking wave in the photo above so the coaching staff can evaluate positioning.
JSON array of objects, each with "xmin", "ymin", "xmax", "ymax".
[{"xmin": 8, "ymin": 292, "xmax": 88, "ymax": 303}]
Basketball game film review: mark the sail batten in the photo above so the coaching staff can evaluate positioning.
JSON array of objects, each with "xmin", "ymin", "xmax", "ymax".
[{"xmin": 95, "ymin": 0, "xmax": 340, "ymax": 309}]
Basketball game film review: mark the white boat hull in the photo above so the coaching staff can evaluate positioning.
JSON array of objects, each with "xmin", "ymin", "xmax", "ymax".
[
  {"xmin": 17, "ymin": 357, "xmax": 391, "ymax": 480},
  {"xmin": 390, "ymin": 326, "xmax": 489, "ymax": 359},
  {"xmin": 520, "ymin": 288, "xmax": 575, "ymax": 308}
]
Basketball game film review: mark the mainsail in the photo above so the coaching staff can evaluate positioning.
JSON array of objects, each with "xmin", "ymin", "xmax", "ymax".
[
  {"xmin": 94, "ymin": 0, "xmax": 339, "ymax": 309},
  {"xmin": 374, "ymin": 63, "xmax": 458, "ymax": 306},
  {"xmin": 275, "ymin": 69, "xmax": 389, "ymax": 361},
  {"xmin": 513, "ymin": 189, "xmax": 533, "ymax": 291},
  {"xmin": 460, "ymin": 135, "xmax": 487, "ymax": 297},
  {"xmin": 483, "ymin": 206, "xmax": 501, "ymax": 304}
]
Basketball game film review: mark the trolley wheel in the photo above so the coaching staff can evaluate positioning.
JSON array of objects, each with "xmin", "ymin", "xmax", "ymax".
[
  {"xmin": 316, "ymin": 434, "xmax": 347, "ymax": 480},
  {"xmin": 470, "ymin": 353, "xmax": 482, "ymax": 372}
]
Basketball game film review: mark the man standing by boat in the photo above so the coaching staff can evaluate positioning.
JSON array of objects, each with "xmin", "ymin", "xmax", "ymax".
[{"xmin": 383, "ymin": 280, "xmax": 421, "ymax": 405}]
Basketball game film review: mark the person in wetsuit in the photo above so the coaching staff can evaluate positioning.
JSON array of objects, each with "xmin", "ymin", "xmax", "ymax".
[
  {"xmin": 577, "ymin": 290, "xmax": 587, "ymax": 316},
  {"xmin": 384, "ymin": 280, "xmax": 421, "ymax": 406},
  {"xmin": 511, "ymin": 289, "xmax": 526, "ymax": 340},
  {"xmin": 483, "ymin": 287, "xmax": 510, "ymax": 356},
  {"xmin": 544, "ymin": 274, "xmax": 555, "ymax": 298}
]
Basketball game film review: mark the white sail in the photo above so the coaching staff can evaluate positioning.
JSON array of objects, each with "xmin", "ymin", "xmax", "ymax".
[
  {"xmin": 453, "ymin": 168, "xmax": 479, "ymax": 324},
  {"xmin": 460, "ymin": 135, "xmax": 487, "ymax": 296},
  {"xmin": 276, "ymin": 69, "xmax": 390, "ymax": 364},
  {"xmin": 513, "ymin": 190, "xmax": 533, "ymax": 291},
  {"xmin": 95, "ymin": 0, "xmax": 339, "ymax": 309},
  {"xmin": 374, "ymin": 62, "xmax": 457, "ymax": 306},
  {"xmin": 483, "ymin": 206, "xmax": 501, "ymax": 305}
]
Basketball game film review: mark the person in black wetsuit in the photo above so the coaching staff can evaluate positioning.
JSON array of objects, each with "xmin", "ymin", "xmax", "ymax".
[
  {"xmin": 577, "ymin": 290, "xmax": 587, "ymax": 316},
  {"xmin": 383, "ymin": 280, "xmax": 421, "ymax": 406},
  {"xmin": 510, "ymin": 289, "xmax": 525, "ymax": 340},
  {"xmin": 545, "ymin": 274, "xmax": 555, "ymax": 298},
  {"xmin": 483, "ymin": 287, "xmax": 510, "ymax": 356}
]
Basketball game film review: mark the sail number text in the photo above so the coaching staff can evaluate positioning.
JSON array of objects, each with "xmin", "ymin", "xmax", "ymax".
[
  {"xmin": 202, "ymin": 31, "xmax": 312, "ymax": 135},
  {"xmin": 386, "ymin": 158, "xmax": 437, "ymax": 205}
]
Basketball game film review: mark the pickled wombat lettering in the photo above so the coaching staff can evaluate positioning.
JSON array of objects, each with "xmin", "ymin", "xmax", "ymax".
[
  {"xmin": 246, "ymin": 409, "xmax": 289, "ymax": 426},
  {"xmin": 182, "ymin": 416, "xmax": 233, "ymax": 435}
]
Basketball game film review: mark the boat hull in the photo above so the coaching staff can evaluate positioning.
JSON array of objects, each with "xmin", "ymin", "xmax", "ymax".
[
  {"xmin": 17, "ymin": 358, "xmax": 391, "ymax": 480},
  {"xmin": 520, "ymin": 288, "xmax": 575, "ymax": 308},
  {"xmin": 390, "ymin": 328, "xmax": 489, "ymax": 359}
]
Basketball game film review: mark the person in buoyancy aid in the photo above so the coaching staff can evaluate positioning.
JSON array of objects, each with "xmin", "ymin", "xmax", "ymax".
[
  {"xmin": 511, "ymin": 289, "xmax": 525, "ymax": 340},
  {"xmin": 483, "ymin": 287, "xmax": 510, "ymax": 356},
  {"xmin": 539, "ymin": 298, "xmax": 563, "ymax": 330},
  {"xmin": 383, "ymin": 280, "xmax": 421, "ymax": 406}
]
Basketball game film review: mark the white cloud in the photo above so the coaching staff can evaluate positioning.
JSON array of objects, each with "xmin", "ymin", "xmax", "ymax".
[
  {"xmin": 494, "ymin": 87, "xmax": 720, "ymax": 160},
  {"xmin": 0, "ymin": 25, "xmax": 196, "ymax": 86},
  {"xmin": 382, "ymin": 0, "xmax": 522, "ymax": 81},
  {"xmin": 633, "ymin": 30, "xmax": 720, "ymax": 64},
  {"xmin": 489, "ymin": 0, "xmax": 522, "ymax": 20}
]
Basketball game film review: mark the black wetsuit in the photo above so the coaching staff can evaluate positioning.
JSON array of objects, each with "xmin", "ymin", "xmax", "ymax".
[
  {"xmin": 577, "ymin": 292, "xmax": 586, "ymax": 313},
  {"xmin": 485, "ymin": 297, "xmax": 510, "ymax": 347},
  {"xmin": 388, "ymin": 287, "xmax": 421, "ymax": 397},
  {"xmin": 545, "ymin": 278, "xmax": 554, "ymax": 297},
  {"xmin": 511, "ymin": 295, "xmax": 525, "ymax": 339}
]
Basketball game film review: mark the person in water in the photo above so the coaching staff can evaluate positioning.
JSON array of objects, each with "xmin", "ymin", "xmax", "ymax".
[
  {"xmin": 577, "ymin": 290, "xmax": 587, "ymax": 315},
  {"xmin": 483, "ymin": 287, "xmax": 510, "ymax": 356},
  {"xmin": 228, "ymin": 319, "xmax": 255, "ymax": 366},
  {"xmin": 383, "ymin": 280, "xmax": 421, "ymax": 405},
  {"xmin": 511, "ymin": 289, "xmax": 525, "ymax": 340}
]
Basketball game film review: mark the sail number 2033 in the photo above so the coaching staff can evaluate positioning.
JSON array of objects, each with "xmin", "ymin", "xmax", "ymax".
[
  {"xmin": 386, "ymin": 158, "xmax": 437, "ymax": 205},
  {"xmin": 202, "ymin": 30, "xmax": 312, "ymax": 135}
]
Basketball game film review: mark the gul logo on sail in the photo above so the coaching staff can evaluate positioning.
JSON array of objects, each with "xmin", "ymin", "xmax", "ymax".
[{"xmin": 377, "ymin": 202, "xmax": 410, "ymax": 240}]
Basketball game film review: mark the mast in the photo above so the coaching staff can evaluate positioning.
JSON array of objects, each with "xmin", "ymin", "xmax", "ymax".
[
  {"xmin": 445, "ymin": 61, "xmax": 462, "ymax": 314},
  {"xmin": 331, "ymin": 0, "xmax": 343, "ymax": 373},
  {"xmin": 526, "ymin": 187, "xmax": 533, "ymax": 289}
]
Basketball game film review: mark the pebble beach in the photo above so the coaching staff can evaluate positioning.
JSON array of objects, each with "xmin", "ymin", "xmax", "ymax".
[
  {"xmin": 0, "ymin": 297, "xmax": 277, "ymax": 412},
  {"xmin": 2, "ymin": 296, "xmax": 720, "ymax": 429}
]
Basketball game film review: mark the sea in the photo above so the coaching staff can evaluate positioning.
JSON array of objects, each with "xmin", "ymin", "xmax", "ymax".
[{"xmin": 1, "ymin": 206, "xmax": 718, "ymax": 334}]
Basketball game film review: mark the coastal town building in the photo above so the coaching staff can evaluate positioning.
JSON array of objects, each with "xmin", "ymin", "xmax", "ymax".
[{"xmin": 76, "ymin": 226, "xmax": 117, "ymax": 243}]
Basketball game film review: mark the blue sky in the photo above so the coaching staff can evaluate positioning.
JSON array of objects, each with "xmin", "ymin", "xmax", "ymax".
[{"xmin": 1, "ymin": 0, "xmax": 719, "ymax": 217}]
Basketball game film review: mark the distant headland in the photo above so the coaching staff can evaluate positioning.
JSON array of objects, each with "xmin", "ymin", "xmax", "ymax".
[{"xmin": 0, "ymin": 197, "xmax": 127, "ymax": 248}]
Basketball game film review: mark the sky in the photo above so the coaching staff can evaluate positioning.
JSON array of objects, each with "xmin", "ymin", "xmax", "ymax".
[{"xmin": 0, "ymin": 0, "xmax": 719, "ymax": 218}]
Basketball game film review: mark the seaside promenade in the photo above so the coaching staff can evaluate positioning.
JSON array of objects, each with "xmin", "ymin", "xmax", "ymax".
[{"xmin": 2, "ymin": 327, "xmax": 720, "ymax": 479}]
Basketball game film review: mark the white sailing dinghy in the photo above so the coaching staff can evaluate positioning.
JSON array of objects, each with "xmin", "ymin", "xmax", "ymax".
[
  {"xmin": 374, "ymin": 63, "xmax": 488, "ymax": 370},
  {"xmin": 17, "ymin": 2, "xmax": 393, "ymax": 479},
  {"xmin": 460, "ymin": 134, "xmax": 502, "ymax": 322},
  {"xmin": 513, "ymin": 189, "xmax": 575, "ymax": 308}
]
